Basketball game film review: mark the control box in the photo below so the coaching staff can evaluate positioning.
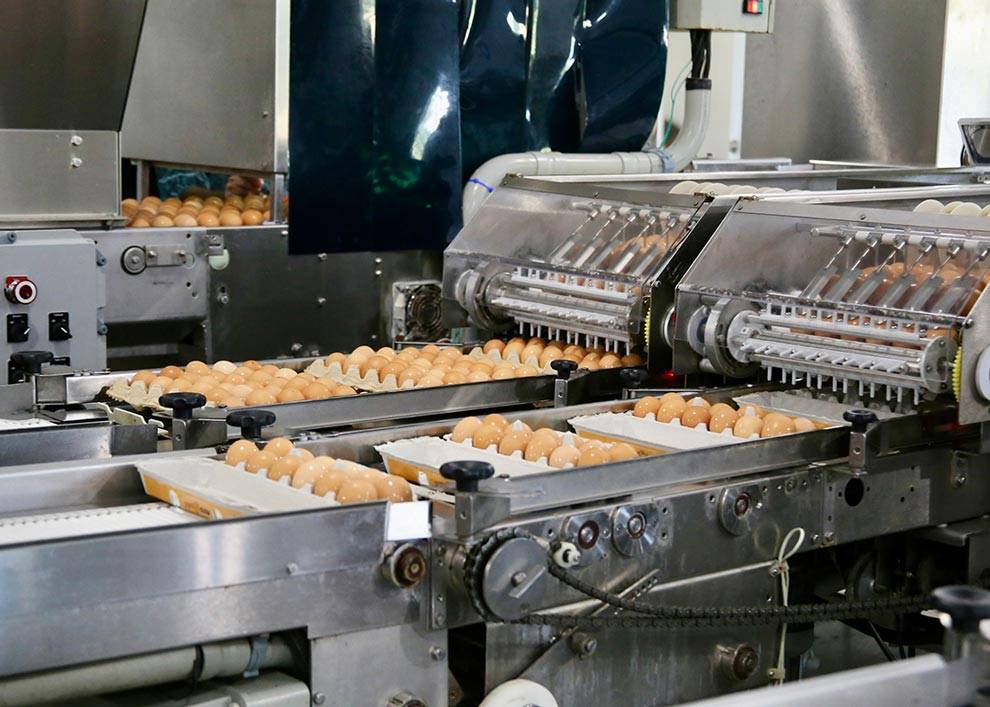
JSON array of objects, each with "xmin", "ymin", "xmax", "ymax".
[
  {"xmin": 1, "ymin": 231, "xmax": 106, "ymax": 384},
  {"xmin": 670, "ymin": 0, "xmax": 774, "ymax": 33}
]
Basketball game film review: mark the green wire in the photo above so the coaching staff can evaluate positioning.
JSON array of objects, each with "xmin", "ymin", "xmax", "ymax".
[{"xmin": 660, "ymin": 60, "xmax": 693, "ymax": 148}]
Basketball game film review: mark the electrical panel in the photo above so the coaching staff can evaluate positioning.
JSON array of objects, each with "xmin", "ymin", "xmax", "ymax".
[{"xmin": 671, "ymin": 0, "xmax": 774, "ymax": 33}]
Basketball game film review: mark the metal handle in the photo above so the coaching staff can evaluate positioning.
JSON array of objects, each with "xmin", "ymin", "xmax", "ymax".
[
  {"xmin": 158, "ymin": 392, "xmax": 207, "ymax": 421},
  {"xmin": 619, "ymin": 367, "xmax": 649, "ymax": 389},
  {"xmin": 225, "ymin": 409, "xmax": 277, "ymax": 440},
  {"xmin": 10, "ymin": 350, "xmax": 54, "ymax": 375},
  {"xmin": 842, "ymin": 409, "xmax": 878, "ymax": 434},
  {"xmin": 550, "ymin": 359, "xmax": 578, "ymax": 380},
  {"xmin": 440, "ymin": 460, "xmax": 495, "ymax": 492}
]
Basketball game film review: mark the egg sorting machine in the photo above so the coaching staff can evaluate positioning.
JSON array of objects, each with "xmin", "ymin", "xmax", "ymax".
[{"xmin": 3, "ymin": 184, "xmax": 990, "ymax": 705}]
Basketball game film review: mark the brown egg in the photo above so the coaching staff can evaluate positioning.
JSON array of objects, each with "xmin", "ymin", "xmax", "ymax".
[
  {"xmin": 472, "ymin": 423, "xmax": 504, "ymax": 450},
  {"xmin": 333, "ymin": 384, "xmax": 357, "ymax": 396},
  {"xmin": 633, "ymin": 396, "xmax": 661, "ymax": 418},
  {"xmin": 520, "ymin": 344, "xmax": 544, "ymax": 363},
  {"xmin": 708, "ymin": 408, "xmax": 739, "ymax": 434},
  {"xmin": 121, "ymin": 198, "xmax": 139, "ymax": 216},
  {"xmin": 466, "ymin": 369, "xmax": 490, "ymax": 383},
  {"xmin": 189, "ymin": 379, "xmax": 215, "ymax": 395},
  {"xmin": 244, "ymin": 450, "xmax": 277, "ymax": 475},
  {"xmin": 290, "ymin": 459, "xmax": 325, "ymax": 489},
  {"xmin": 657, "ymin": 398, "xmax": 687, "ymax": 423},
  {"xmin": 186, "ymin": 361, "xmax": 211, "ymax": 376},
  {"xmin": 578, "ymin": 445, "xmax": 611, "ymax": 467},
  {"xmin": 538, "ymin": 347, "xmax": 564, "ymax": 368},
  {"xmin": 276, "ymin": 387, "xmax": 305, "ymax": 403},
  {"xmin": 598, "ymin": 354, "xmax": 622, "ymax": 369},
  {"xmin": 733, "ymin": 415, "xmax": 764, "ymax": 438},
  {"xmin": 325, "ymin": 352, "xmax": 347, "ymax": 368},
  {"xmin": 392, "ymin": 367, "xmax": 422, "ymax": 387},
  {"xmin": 679, "ymin": 405, "xmax": 711, "ymax": 429},
  {"xmin": 451, "ymin": 416, "xmax": 483, "ymax": 443},
  {"xmin": 131, "ymin": 370, "xmax": 156, "ymax": 386},
  {"xmin": 245, "ymin": 389, "xmax": 277, "ymax": 406},
  {"xmin": 288, "ymin": 447, "xmax": 315, "ymax": 461},
  {"xmin": 483, "ymin": 414, "xmax": 509, "ymax": 430},
  {"xmin": 709, "ymin": 403, "xmax": 736, "ymax": 418},
  {"xmin": 498, "ymin": 429, "xmax": 533, "ymax": 456},
  {"xmin": 793, "ymin": 417, "xmax": 816, "ymax": 433},
  {"xmin": 578, "ymin": 355, "xmax": 600, "ymax": 371},
  {"xmin": 563, "ymin": 344, "xmax": 585, "ymax": 358},
  {"xmin": 608, "ymin": 443, "xmax": 639, "ymax": 462},
  {"xmin": 173, "ymin": 213, "xmax": 197, "ymax": 227},
  {"xmin": 373, "ymin": 474, "xmax": 413, "ymax": 502},
  {"xmin": 229, "ymin": 384, "xmax": 254, "ymax": 399},
  {"xmin": 524, "ymin": 434, "xmax": 558, "ymax": 461},
  {"xmin": 196, "ymin": 212, "xmax": 220, "ymax": 227},
  {"xmin": 514, "ymin": 365, "xmax": 539, "ymax": 377},
  {"xmin": 503, "ymin": 340, "xmax": 526, "ymax": 359},
  {"xmin": 216, "ymin": 211, "xmax": 241, "ymax": 227},
  {"xmin": 491, "ymin": 366, "xmax": 515, "ymax": 380},
  {"xmin": 620, "ymin": 353, "xmax": 644, "ymax": 367},
  {"xmin": 396, "ymin": 347, "xmax": 420, "ymax": 360},
  {"xmin": 312, "ymin": 467, "xmax": 349, "ymax": 497},
  {"xmin": 548, "ymin": 444, "xmax": 581, "ymax": 468},
  {"xmin": 483, "ymin": 339, "xmax": 506, "ymax": 354},
  {"xmin": 242, "ymin": 359, "xmax": 262, "ymax": 370},
  {"xmin": 263, "ymin": 437, "xmax": 294, "ymax": 457},
  {"xmin": 738, "ymin": 404, "xmax": 764, "ymax": 418},
  {"xmin": 149, "ymin": 214, "xmax": 173, "ymax": 228},
  {"xmin": 435, "ymin": 347, "xmax": 462, "ymax": 362},
  {"xmin": 241, "ymin": 209, "xmax": 264, "ymax": 226},
  {"xmin": 761, "ymin": 413, "xmax": 796, "ymax": 438},
  {"xmin": 302, "ymin": 382, "xmax": 331, "ymax": 400},
  {"xmin": 309, "ymin": 456, "xmax": 337, "ymax": 473},
  {"xmin": 128, "ymin": 216, "xmax": 151, "ymax": 228},
  {"xmin": 225, "ymin": 439, "xmax": 257, "ymax": 466},
  {"xmin": 360, "ymin": 355, "xmax": 389, "ymax": 377},
  {"xmin": 202, "ymin": 195, "xmax": 223, "ymax": 209},
  {"xmin": 337, "ymin": 478, "xmax": 378, "ymax": 504},
  {"xmin": 451, "ymin": 359, "xmax": 474, "ymax": 373},
  {"xmin": 165, "ymin": 378, "xmax": 195, "ymax": 393},
  {"xmin": 267, "ymin": 455, "xmax": 303, "ymax": 483},
  {"xmin": 443, "ymin": 370, "xmax": 468, "ymax": 385},
  {"xmin": 272, "ymin": 368, "xmax": 297, "ymax": 380}
]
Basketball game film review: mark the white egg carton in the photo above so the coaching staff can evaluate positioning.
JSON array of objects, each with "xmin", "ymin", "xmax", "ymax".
[
  {"xmin": 137, "ymin": 456, "xmax": 337, "ymax": 520},
  {"xmin": 232, "ymin": 457, "xmax": 381, "ymax": 500},
  {"xmin": 731, "ymin": 392, "xmax": 885, "ymax": 424},
  {"xmin": 375, "ymin": 435, "xmax": 561, "ymax": 486},
  {"xmin": 305, "ymin": 346, "xmax": 552, "ymax": 392},
  {"xmin": 568, "ymin": 411, "xmax": 747, "ymax": 452}
]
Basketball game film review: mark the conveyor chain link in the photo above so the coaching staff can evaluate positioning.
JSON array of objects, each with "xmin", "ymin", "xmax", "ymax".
[{"xmin": 463, "ymin": 529, "xmax": 931, "ymax": 629}]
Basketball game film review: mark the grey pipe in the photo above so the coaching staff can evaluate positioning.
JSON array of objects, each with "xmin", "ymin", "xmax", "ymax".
[{"xmin": 0, "ymin": 636, "xmax": 293, "ymax": 705}]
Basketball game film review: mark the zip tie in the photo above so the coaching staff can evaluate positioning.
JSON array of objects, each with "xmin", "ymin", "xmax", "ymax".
[
  {"xmin": 771, "ymin": 527, "xmax": 806, "ymax": 685},
  {"xmin": 468, "ymin": 178, "xmax": 495, "ymax": 193}
]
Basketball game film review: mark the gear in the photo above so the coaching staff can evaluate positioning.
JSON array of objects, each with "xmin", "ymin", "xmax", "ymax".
[
  {"xmin": 462, "ymin": 527, "xmax": 538, "ymax": 621},
  {"xmin": 952, "ymin": 346, "xmax": 963, "ymax": 401}
]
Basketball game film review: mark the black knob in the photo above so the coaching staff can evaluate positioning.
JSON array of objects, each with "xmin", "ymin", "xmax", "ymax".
[
  {"xmin": 440, "ymin": 460, "xmax": 495, "ymax": 493},
  {"xmin": 550, "ymin": 359, "xmax": 578, "ymax": 380},
  {"xmin": 226, "ymin": 408, "xmax": 276, "ymax": 440},
  {"xmin": 843, "ymin": 409, "xmax": 878, "ymax": 433},
  {"xmin": 931, "ymin": 585, "xmax": 990, "ymax": 633},
  {"xmin": 10, "ymin": 350, "xmax": 54, "ymax": 375},
  {"xmin": 159, "ymin": 392, "xmax": 207, "ymax": 420},
  {"xmin": 619, "ymin": 367, "xmax": 649, "ymax": 389}
]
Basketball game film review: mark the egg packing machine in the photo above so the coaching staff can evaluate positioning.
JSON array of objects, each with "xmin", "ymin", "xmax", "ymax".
[{"xmin": 445, "ymin": 173, "xmax": 990, "ymax": 376}]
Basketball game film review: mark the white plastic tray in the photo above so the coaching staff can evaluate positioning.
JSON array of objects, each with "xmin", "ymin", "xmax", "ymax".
[{"xmin": 569, "ymin": 412, "xmax": 744, "ymax": 451}]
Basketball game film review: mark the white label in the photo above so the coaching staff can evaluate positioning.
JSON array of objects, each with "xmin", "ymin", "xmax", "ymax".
[{"xmin": 384, "ymin": 501, "xmax": 431, "ymax": 541}]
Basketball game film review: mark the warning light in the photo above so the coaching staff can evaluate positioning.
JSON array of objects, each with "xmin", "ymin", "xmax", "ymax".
[{"xmin": 743, "ymin": 0, "xmax": 763, "ymax": 15}]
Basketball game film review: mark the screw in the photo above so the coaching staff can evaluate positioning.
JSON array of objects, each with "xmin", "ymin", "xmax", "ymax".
[
  {"xmin": 954, "ymin": 474, "xmax": 967, "ymax": 487},
  {"xmin": 318, "ymin": 253, "xmax": 327, "ymax": 261},
  {"xmin": 262, "ymin": 110, "xmax": 270, "ymax": 118},
  {"xmin": 812, "ymin": 533, "xmax": 821, "ymax": 544},
  {"xmin": 732, "ymin": 645, "xmax": 759, "ymax": 680},
  {"xmin": 627, "ymin": 513, "xmax": 646, "ymax": 538},
  {"xmin": 286, "ymin": 562, "xmax": 299, "ymax": 574},
  {"xmin": 430, "ymin": 646, "xmax": 446, "ymax": 661},
  {"xmin": 824, "ymin": 531, "xmax": 835, "ymax": 543},
  {"xmin": 375, "ymin": 269, "xmax": 383, "ymax": 277},
  {"xmin": 70, "ymin": 135, "xmax": 83, "ymax": 145},
  {"xmin": 312, "ymin": 692, "xmax": 326, "ymax": 705},
  {"xmin": 511, "ymin": 571, "xmax": 527, "ymax": 587},
  {"xmin": 579, "ymin": 525, "xmax": 596, "ymax": 546},
  {"xmin": 216, "ymin": 292, "xmax": 230, "ymax": 305},
  {"xmin": 70, "ymin": 157, "xmax": 83, "ymax": 168},
  {"xmin": 6, "ymin": 232, "xmax": 16, "ymax": 243},
  {"xmin": 733, "ymin": 493, "xmax": 751, "ymax": 517},
  {"xmin": 316, "ymin": 296, "xmax": 327, "ymax": 306},
  {"xmin": 570, "ymin": 632, "xmax": 598, "ymax": 657},
  {"xmin": 290, "ymin": 342, "xmax": 303, "ymax": 353}
]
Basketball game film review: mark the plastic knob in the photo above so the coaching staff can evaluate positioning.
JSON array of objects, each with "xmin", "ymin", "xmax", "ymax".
[
  {"xmin": 619, "ymin": 367, "xmax": 649, "ymax": 389},
  {"xmin": 440, "ymin": 460, "xmax": 495, "ymax": 493},
  {"xmin": 842, "ymin": 409, "xmax": 878, "ymax": 433},
  {"xmin": 158, "ymin": 392, "xmax": 207, "ymax": 420},
  {"xmin": 9, "ymin": 350, "xmax": 54, "ymax": 375},
  {"xmin": 930, "ymin": 585, "xmax": 990, "ymax": 633},
  {"xmin": 550, "ymin": 359, "xmax": 578, "ymax": 380},
  {"xmin": 226, "ymin": 408, "xmax": 277, "ymax": 440}
]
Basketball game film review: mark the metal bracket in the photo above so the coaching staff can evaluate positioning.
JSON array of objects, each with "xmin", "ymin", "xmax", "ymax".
[{"xmin": 242, "ymin": 634, "xmax": 268, "ymax": 678}]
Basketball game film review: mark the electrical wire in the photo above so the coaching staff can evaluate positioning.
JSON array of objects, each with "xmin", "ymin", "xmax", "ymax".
[
  {"xmin": 659, "ymin": 60, "xmax": 692, "ymax": 147},
  {"xmin": 867, "ymin": 620, "xmax": 897, "ymax": 662},
  {"xmin": 771, "ymin": 527, "xmax": 806, "ymax": 685}
]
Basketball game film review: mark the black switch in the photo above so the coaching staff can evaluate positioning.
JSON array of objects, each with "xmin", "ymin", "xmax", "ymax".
[
  {"xmin": 49, "ymin": 312, "xmax": 71, "ymax": 341},
  {"xmin": 6, "ymin": 314, "xmax": 29, "ymax": 343}
]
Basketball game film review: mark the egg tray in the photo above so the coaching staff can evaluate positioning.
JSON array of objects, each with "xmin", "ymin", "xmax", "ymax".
[
  {"xmin": 138, "ymin": 456, "xmax": 337, "ymax": 520},
  {"xmin": 304, "ymin": 346, "xmax": 554, "ymax": 393},
  {"xmin": 106, "ymin": 378, "xmax": 193, "ymax": 412},
  {"xmin": 376, "ymin": 435, "xmax": 572, "ymax": 486},
  {"xmin": 569, "ymin": 400, "xmax": 841, "ymax": 453}
]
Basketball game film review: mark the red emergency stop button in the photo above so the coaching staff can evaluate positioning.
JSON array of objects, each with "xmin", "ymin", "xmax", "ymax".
[
  {"xmin": 743, "ymin": 0, "xmax": 764, "ymax": 14},
  {"xmin": 4, "ymin": 276, "xmax": 37, "ymax": 305}
]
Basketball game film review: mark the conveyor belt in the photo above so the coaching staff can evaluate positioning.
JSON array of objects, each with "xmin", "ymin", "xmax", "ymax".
[{"xmin": 0, "ymin": 503, "xmax": 198, "ymax": 545}]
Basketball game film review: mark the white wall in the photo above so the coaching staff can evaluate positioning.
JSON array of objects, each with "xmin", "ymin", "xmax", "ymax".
[{"xmin": 936, "ymin": 0, "xmax": 990, "ymax": 165}]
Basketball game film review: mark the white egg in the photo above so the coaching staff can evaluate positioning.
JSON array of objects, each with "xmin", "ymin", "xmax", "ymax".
[{"xmin": 913, "ymin": 199, "xmax": 943, "ymax": 213}]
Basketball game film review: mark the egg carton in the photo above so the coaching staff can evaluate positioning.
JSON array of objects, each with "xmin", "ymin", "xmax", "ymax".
[
  {"xmin": 569, "ymin": 411, "xmax": 747, "ymax": 452},
  {"xmin": 305, "ymin": 346, "xmax": 553, "ymax": 392},
  {"xmin": 731, "ymin": 392, "xmax": 884, "ymax": 424},
  {"xmin": 376, "ymin": 435, "xmax": 563, "ymax": 486},
  {"xmin": 137, "ymin": 456, "xmax": 337, "ymax": 520},
  {"xmin": 106, "ymin": 378, "xmax": 235, "ymax": 413},
  {"xmin": 229, "ymin": 456, "xmax": 379, "ymax": 501}
]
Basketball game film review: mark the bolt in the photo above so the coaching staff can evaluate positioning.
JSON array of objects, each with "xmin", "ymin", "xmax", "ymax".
[
  {"xmin": 70, "ymin": 134, "xmax": 83, "ymax": 145},
  {"xmin": 430, "ymin": 646, "xmax": 446, "ymax": 661},
  {"xmin": 70, "ymin": 157, "xmax": 83, "ymax": 168},
  {"xmin": 318, "ymin": 253, "xmax": 327, "ymax": 261},
  {"xmin": 262, "ymin": 110, "xmax": 270, "ymax": 118},
  {"xmin": 733, "ymin": 493, "xmax": 751, "ymax": 517},
  {"xmin": 5, "ymin": 232, "xmax": 15, "ymax": 243},
  {"xmin": 954, "ymin": 474, "xmax": 967, "ymax": 488},
  {"xmin": 316, "ymin": 296, "xmax": 327, "ymax": 306},
  {"xmin": 824, "ymin": 531, "xmax": 835, "ymax": 543},
  {"xmin": 511, "ymin": 571, "xmax": 527, "ymax": 587},
  {"xmin": 375, "ymin": 269, "xmax": 383, "ymax": 277},
  {"xmin": 375, "ymin": 257, "xmax": 383, "ymax": 264},
  {"xmin": 216, "ymin": 292, "xmax": 230, "ymax": 306},
  {"xmin": 290, "ymin": 342, "xmax": 303, "ymax": 353},
  {"xmin": 812, "ymin": 533, "xmax": 821, "ymax": 544},
  {"xmin": 732, "ymin": 646, "xmax": 759, "ymax": 680},
  {"xmin": 312, "ymin": 692, "xmax": 326, "ymax": 705},
  {"xmin": 578, "ymin": 524, "xmax": 596, "ymax": 546},
  {"xmin": 286, "ymin": 562, "xmax": 299, "ymax": 575},
  {"xmin": 570, "ymin": 632, "xmax": 598, "ymax": 657},
  {"xmin": 626, "ymin": 512, "xmax": 646, "ymax": 538}
]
